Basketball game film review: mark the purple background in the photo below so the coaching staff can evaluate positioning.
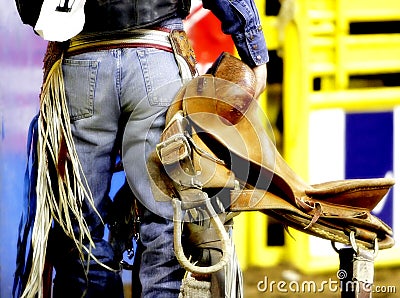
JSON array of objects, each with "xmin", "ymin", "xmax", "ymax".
[
  {"xmin": 1, "ymin": 1, "xmax": 46, "ymax": 296},
  {"xmin": 0, "ymin": 2, "xmax": 131, "ymax": 296}
]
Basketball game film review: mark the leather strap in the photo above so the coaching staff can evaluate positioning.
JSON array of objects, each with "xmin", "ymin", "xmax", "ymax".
[
  {"xmin": 336, "ymin": 244, "xmax": 375, "ymax": 298},
  {"xmin": 169, "ymin": 30, "xmax": 197, "ymax": 78},
  {"xmin": 230, "ymin": 188, "xmax": 393, "ymax": 250},
  {"xmin": 66, "ymin": 28, "xmax": 173, "ymax": 56},
  {"xmin": 156, "ymin": 111, "xmax": 233, "ymax": 276}
]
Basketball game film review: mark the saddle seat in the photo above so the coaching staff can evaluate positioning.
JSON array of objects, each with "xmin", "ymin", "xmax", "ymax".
[{"xmin": 151, "ymin": 53, "xmax": 394, "ymax": 251}]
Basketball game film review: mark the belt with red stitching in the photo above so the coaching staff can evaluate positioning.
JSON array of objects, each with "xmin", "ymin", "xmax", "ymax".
[{"xmin": 66, "ymin": 28, "xmax": 172, "ymax": 56}]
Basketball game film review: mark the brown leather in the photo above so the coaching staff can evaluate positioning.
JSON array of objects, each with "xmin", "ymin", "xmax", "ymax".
[
  {"xmin": 305, "ymin": 179, "xmax": 392, "ymax": 210},
  {"xmin": 155, "ymin": 52, "xmax": 394, "ymax": 250},
  {"xmin": 169, "ymin": 30, "xmax": 197, "ymax": 77},
  {"xmin": 181, "ymin": 75, "xmax": 394, "ymax": 212},
  {"xmin": 230, "ymin": 188, "xmax": 393, "ymax": 250},
  {"xmin": 205, "ymin": 52, "xmax": 256, "ymax": 125},
  {"xmin": 207, "ymin": 52, "xmax": 256, "ymax": 97}
]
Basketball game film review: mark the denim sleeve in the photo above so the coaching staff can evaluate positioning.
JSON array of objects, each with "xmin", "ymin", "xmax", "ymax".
[{"xmin": 202, "ymin": 0, "xmax": 269, "ymax": 67}]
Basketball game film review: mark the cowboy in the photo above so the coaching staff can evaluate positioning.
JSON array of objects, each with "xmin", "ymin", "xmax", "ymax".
[{"xmin": 14, "ymin": 0, "xmax": 268, "ymax": 297}]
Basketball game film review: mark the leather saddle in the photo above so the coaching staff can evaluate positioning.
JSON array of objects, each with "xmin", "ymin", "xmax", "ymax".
[{"xmin": 150, "ymin": 52, "xmax": 394, "ymax": 251}]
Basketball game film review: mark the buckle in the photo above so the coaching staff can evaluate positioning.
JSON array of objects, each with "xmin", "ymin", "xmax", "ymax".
[{"xmin": 156, "ymin": 134, "xmax": 191, "ymax": 165}]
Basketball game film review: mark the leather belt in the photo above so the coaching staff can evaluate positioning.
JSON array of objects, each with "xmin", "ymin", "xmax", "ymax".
[{"xmin": 66, "ymin": 28, "xmax": 173, "ymax": 56}]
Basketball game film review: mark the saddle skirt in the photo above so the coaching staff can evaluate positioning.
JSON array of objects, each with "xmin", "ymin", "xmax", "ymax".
[{"xmin": 150, "ymin": 53, "xmax": 395, "ymax": 251}]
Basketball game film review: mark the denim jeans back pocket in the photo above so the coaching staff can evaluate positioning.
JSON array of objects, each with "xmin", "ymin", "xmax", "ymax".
[
  {"xmin": 137, "ymin": 49, "xmax": 182, "ymax": 107},
  {"xmin": 62, "ymin": 58, "xmax": 99, "ymax": 121}
]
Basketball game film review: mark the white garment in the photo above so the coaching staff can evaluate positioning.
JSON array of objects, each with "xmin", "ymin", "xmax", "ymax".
[{"xmin": 34, "ymin": 0, "xmax": 86, "ymax": 41}]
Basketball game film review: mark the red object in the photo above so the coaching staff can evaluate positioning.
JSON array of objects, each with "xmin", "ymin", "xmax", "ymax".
[{"xmin": 184, "ymin": 3, "xmax": 235, "ymax": 74}]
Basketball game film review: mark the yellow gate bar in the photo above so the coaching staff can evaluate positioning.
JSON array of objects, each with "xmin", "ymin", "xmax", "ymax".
[{"xmin": 310, "ymin": 86, "xmax": 400, "ymax": 111}]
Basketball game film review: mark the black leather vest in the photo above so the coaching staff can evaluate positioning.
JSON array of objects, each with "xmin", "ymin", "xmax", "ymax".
[
  {"xmin": 83, "ymin": 0, "xmax": 190, "ymax": 32},
  {"xmin": 15, "ymin": 0, "xmax": 190, "ymax": 32}
]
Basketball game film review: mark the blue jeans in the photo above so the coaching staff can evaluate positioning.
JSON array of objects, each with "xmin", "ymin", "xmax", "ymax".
[{"xmin": 54, "ymin": 26, "xmax": 186, "ymax": 297}]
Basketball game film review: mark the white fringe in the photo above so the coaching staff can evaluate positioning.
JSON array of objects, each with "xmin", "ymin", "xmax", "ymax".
[
  {"xmin": 21, "ymin": 58, "xmax": 98, "ymax": 298},
  {"xmin": 224, "ymin": 242, "xmax": 243, "ymax": 298}
]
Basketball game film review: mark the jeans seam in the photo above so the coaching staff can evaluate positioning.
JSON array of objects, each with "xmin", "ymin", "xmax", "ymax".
[{"xmin": 137, "ymin": 49, "xmax": 157, "ymax": 107}]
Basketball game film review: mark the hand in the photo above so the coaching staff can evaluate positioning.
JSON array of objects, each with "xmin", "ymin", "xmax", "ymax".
[{"xmin": 252, "ymin": 64, "xmax": 267, "ymax": 100}]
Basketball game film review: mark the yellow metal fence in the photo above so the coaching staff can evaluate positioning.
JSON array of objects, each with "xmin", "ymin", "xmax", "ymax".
[{"xmin": 235, "ymin": 0, "xmax": 400, "ymax": 273}]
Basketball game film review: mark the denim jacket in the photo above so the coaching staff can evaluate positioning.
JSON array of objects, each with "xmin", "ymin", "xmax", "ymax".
[{"xmin": 204, "ymin": 0, "xmax": 269, "ymax": 67}]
